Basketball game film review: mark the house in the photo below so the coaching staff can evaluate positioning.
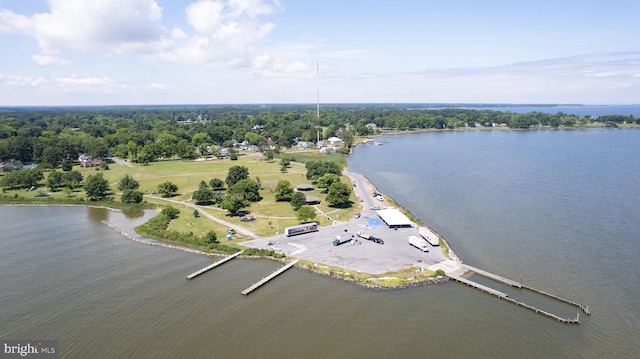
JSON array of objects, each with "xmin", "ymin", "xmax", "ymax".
[
  {"xmin": 318, "ymin": 146, "xmax": 336, "ymax": 154},
  {"xmin": 297, "ymin": 141, "xmax": 313, "ymax": 151},
  {"xmin": 237, "ymin": 141, "xmax": 260, "ymax": 151},
  {"xmin": 78, "ymin": 154, "xmax": 101, "ymax": 168},
  {"xmin": 327, "ymin": 136, "xmax": 343, "ymax": 145}
]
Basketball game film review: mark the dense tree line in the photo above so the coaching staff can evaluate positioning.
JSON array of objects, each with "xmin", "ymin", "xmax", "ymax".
[{"xmin": 1, "ymin": 105, "xmax": 637, "ymax": 167}]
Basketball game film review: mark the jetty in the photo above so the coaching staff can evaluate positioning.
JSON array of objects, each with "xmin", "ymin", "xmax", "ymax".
[
  {"xmin": 242, "ymin": 260, "xmax": 299, "ymax": 295},
  {"xmin": 447, "ymin": 263, "xmax": 588, "ymax": 324},
  {"xmin": 186, "ymin": 251, "xmax": 243, "ymax": 280}
]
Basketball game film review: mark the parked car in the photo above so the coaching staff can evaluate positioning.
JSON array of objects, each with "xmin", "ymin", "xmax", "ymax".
[{"xmin": 354, "ymin": 212, "xmax": 361, "ymax": 219}]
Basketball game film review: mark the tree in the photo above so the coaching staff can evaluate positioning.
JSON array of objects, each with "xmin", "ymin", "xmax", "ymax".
[
  {"xmin": 84, "ymin": 173, "xmax": 110, "ymax": 201},
  {"xmin": 221, "ymin": 194, "xmax": 248, "ymax": 215},
  {"xmin": 203, "ymin": 230, "xmax": 218, "ymax": 244},
  {"xmin": 209, "ymin": 178, "xmax": 225, "ymax": 191},
  {"xmin": 47, "ymin": 170, "xmax": 64, "ymax": 191},
  {"xmin": 306, "ymin": 160, "xmax": 341, "ymax": 180},
  {"xmin": 280, "ymin": 157, "xmax": 291, "ymax": 173},
  {"xmin": 61, "ymin": 160, "xmax": 73, "ymax": 171},
  {"xmin": 274, "ymin": 180, "xmax": 294, "ymax": 201},
  {"xmin": 161, "ymin": 206, "xmax": 180, "ymax": 220},
  {"xmin": 326, "ymin": 182, "xmax": 352, "ymax": 207},
  {"xmin": 229, "ymin": 178, "xmax": 262, "ymax": 202},
  {"xmin": 118, "ymin": 174, "xmax": 139, "ymax": 191},
  {"xmin": 290, "ymin": 191, "xmax": 306, "ymax": 210},
  {"xmin": 158, "ymin": 181, "xmax": 178, "ymax": 197},
  {"xmin": 193, "ymin": 209, "xmax": 200, "ymax": 218},
  {"xmin": 191, "ymin": 132, "xmax": 211, "ymax": 156},
  {"xmin": 265, "ymin": 151, "xmax": 274, "ymax": 162},
  {"xmin": 192, "ymin": 181, "xmax": 213, "ymax": 204},
  {"xmin": 225, "ymin": 165, "xmax": 249, "ymax": 187},
  {"xmin": 315, "ymin": 173, "xmax": 340, "ymax": 192},
  {"xmin": 296, "ymin": 206, "xmax": 317, "ymax": 223},
  {"xmin": 121, "ymin": 190, "xmax": 143, "ymax": 203},
  {"xmin": 62, "ymin": 170, "xmax": 83, "ymax": 189}
]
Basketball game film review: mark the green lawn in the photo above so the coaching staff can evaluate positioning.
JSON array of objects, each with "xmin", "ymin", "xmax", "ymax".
[{"xmin": 3, "ymin": 154, "xmax": 360, "ymax": 238}]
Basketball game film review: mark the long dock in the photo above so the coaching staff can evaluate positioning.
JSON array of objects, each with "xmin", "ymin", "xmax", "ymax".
[
  {"xmin": 242, "ymin": 259, "xmax": 299, "ymax": 295},
  {"xmin": 449, "ymin": 264, "xmax": 587, "ymax": 324},
  {"xmin": 449, "ymin": 275, "xmax": 508, "ymax": 298},
  {"xmin": 460, "ymin": 264, "xmax": 522, "ymax": 288},
  {"xmin": 186, "ymin": 251, "xmax": 243, "ymax": 280}
]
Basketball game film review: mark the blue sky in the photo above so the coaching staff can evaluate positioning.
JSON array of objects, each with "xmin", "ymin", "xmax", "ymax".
[{"xmin": 0, "ymin": 0, "xmax": 639, "ymax": 106}]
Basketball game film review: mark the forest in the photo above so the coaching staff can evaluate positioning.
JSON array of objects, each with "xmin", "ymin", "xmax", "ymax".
[{"xmin": 0, "ymin": 104, "xmax": 637, "ymax": 168}]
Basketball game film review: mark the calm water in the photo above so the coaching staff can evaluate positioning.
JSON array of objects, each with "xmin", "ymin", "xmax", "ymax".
[{"xmin": 1, "ymin": 129, "xmax": 639, "ymax": 358}]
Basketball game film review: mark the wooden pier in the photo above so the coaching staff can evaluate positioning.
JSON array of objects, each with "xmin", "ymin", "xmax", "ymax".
[
  {"xmin": 242, "ymin": 260, "xmax": 299, "ymax": 295},
  {"xmin": 460, "ymin": 264, "xmax": 522, "ymax": 288},
  {"xmin": 186, "ymin": 251, "xmax": 243, "ymax": 280},
  {"xmin": 449, "ymin": 275, "xmax": 508, "ymax": 298},
  {"xmin": 448, "ymin": 264, "xmax": 588, "ymax": 324}
]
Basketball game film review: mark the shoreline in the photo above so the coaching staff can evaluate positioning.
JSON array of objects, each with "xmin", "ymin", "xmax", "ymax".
[{"xmin": 1, "ymin": 160, "xmax": 462, "ymax": 287}]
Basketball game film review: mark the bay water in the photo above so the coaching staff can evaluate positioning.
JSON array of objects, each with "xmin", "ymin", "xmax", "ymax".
[{"xmin": 1, "ymin": 128, "xmax": 639, "ymax": 358}]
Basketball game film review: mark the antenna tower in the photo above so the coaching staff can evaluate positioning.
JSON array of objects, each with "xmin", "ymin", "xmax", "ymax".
[{"xmin": 316, "ymin": 60, "xmax": 320, "ymax": 145}]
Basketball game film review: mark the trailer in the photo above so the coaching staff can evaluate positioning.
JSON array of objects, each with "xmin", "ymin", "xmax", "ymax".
[
  {"xmin": 418, "ymin": 227, "xmax": 440, "ymax": 246},
  {"xmin": 357, "ymin": 231, "xmax": 384, "ymax": 244},
  {"xmin": 333, "ymin": 234, "xmax": 354, "ymax": 246},
  {"xmin": 284, "ymin": 222, "xmax": 318, "ymax": 237},
  {"xmin": 409, "ymin": 236, "xmax": 429, "ymax": 252}
]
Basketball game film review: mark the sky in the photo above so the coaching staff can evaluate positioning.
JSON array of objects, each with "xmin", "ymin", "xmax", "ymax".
[{"xmin": 0, "ymin": 0, "xmax": 639, "ymax": 106}]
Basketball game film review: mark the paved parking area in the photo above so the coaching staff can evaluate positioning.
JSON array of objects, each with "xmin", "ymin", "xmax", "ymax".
[
  {"xmin": 241, "ymin": 217, "xmax": 446, "ymax": 275},
  {"xmin": 242, "ymin": 168, "xmax": 448, "ymax": 275}
]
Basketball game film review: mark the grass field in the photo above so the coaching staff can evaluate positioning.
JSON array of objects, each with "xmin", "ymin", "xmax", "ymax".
[{"xmin": 1, "ymin": 151, "xmax": 359, "ymax": 239}]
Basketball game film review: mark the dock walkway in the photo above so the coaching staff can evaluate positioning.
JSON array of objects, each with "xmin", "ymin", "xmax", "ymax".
[
  {"xmin": 460, "ymin": 263, "xmax": 522, "ymax": 288},
  {"xmin": 186, "ymin": 251, "xmax": 243, "ymax": 280},
  {"xmin": 242, "ymin": 260, "xmax": 299, "ymax": 295},
  {"xmin": 449, "ymin": 275, "xmax": 508, "ymax": 298}
]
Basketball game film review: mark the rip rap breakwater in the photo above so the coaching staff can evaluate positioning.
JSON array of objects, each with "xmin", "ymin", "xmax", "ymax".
[{"xmin": 102, "ymin": 221, "xmax": 219, "ymax": 257}]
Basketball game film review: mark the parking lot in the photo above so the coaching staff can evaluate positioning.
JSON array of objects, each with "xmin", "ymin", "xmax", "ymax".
[{"xmin": 242, "ymin": 216, "xmax": 447, "ymax": 275}]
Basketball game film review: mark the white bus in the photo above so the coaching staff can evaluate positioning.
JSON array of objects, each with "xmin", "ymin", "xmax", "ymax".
[{"xmin": 284, "ymin": 222, "xmax": 319, "ymax": 237}]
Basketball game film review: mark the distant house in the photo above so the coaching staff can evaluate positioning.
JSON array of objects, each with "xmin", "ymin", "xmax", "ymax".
[
  {"xmin": 238, "ymin": 142, "xmax": 260, "ymax": 151},
  {"xmin": 327, "ymin": 136, "xmax": 343, "ymax": 145},
  {"xmin": 218, "ymin": 148, "xmax": 230, "ymax": 157},
  {"xmin": 297, "ymin": 141, "xmax": 313, "ymax": 151},
  {"xmin": 78, "ymin": 154, "xmax": 101, "ymax": 168},
  {"xmin": 318, "ymin": 146, "xmax": 336, "ymax": 154}
]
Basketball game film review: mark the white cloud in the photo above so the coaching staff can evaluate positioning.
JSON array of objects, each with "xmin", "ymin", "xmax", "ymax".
[
  {"xmin": 186, "ymin": 1, "xmax": 225, "ymax": 34},
  {"xmin": 56, "ymin": 76, "xmax": 115, "ymax": 86},
  {"xmin": 0, "ymin": 0, "xmax": 281, "ymax": 67},
  {"xmin": 148, "ymin": 82, "xmax": 170, "ymax": 90},
  {"xmin": 0, "ymin": 73, "xmax": 46, "ymax": 87},
  {"xmin": 32, "ymin": 54, "xmax": 72, "ymax": 67}
]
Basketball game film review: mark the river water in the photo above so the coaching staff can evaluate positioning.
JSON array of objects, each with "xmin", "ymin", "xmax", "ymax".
[{"xmin": 1, "ymin": 129, "xmax": 639, "ymax": 358}]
